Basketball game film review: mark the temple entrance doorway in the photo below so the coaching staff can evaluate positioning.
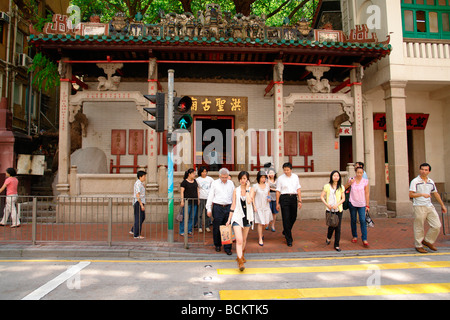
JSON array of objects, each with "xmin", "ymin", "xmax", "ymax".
[{"xmin": 194, "ymin": 115, "xmax": 234, "ymax": 172}]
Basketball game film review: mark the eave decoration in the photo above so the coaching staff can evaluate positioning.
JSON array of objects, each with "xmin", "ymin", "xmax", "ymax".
[{"xmin": 29, "ymin": 3, "xmax": 391, "ymax": 47}]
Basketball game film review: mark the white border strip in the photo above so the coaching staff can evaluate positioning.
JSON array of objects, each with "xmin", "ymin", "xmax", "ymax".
[{"xmin": 22, "ymin": 261, "xmax": 91, "ymax": 300}]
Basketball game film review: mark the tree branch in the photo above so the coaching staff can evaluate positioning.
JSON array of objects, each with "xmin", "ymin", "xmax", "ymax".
[
  {"xmin": 267, "ymin": 0, "xmax": 291, "ymax": 19},
  {"xmin": 288, "ymin": 0, "xmax": 309, "ymax": 20}
]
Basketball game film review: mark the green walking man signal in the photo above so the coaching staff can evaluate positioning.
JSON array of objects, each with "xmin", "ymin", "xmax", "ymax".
[{"xmin": 173, "ymin": 96, "xmax": 193, "ymax": 130}]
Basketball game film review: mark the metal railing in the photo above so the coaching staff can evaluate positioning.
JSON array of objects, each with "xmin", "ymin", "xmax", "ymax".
[{"xmin": 0, "ymin": 195, "xmax": 210, "ymax": 247}]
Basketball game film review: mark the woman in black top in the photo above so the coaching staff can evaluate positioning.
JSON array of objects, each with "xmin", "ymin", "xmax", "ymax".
[{"xmin": 180, "ymin": 168, "xmax": 199, "ymax": 235}]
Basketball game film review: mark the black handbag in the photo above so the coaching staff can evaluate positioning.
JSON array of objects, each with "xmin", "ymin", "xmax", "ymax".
[
  {"xmin": 326, "ymin": 211, "xmax": 339, "ymax": 228},
  {"xmin": 343, "ymin": 187, "xmax": 351, "ymax": 210}
]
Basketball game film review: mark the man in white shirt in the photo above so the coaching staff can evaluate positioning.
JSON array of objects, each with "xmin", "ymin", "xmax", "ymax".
[
  {"xmin": 207, "ymin": 168, "xmax": 235, "ymax": 254},
  {"xmin": 409, "ymin": 163, "xmax": 447, "ymax": 253},
  {"xmin": 276, "ymin": 162, "xmax": 302, "ymax": 247}
]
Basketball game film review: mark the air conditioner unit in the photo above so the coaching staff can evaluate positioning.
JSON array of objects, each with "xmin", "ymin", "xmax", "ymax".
[
  {"xmin": 18, "ymin": 53, "xmax": 33, "ymax": 67},
  {"xmin": 0, "ymin": 12, "xmax": 10, "ymax": 24}
]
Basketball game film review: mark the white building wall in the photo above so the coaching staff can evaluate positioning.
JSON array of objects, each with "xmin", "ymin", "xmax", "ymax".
[
  {"xmin": 353, "ymin": 0, "xmax": 450, "ymax": 192},
  {"xmin": 82, "ymin": 81, "xmax": 342, "ymax": 174}
]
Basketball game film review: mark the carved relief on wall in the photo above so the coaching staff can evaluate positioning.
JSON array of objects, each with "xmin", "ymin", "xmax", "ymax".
[
  {"xmin": 306, "ymin": 66, "xmax": 331, "ymax": 93},
  {"xmin": 96, "ymin": 63, "xmax": 123, "ymax": 91}
]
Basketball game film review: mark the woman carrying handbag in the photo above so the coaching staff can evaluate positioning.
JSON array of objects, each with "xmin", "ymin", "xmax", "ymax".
[
  {"xmin": 345, "ymin": 166, "xmax": 370, "ymax": 247},
  {"xmin": 320, "ymin": 170, "xmax": 345, "ymax": 252}
]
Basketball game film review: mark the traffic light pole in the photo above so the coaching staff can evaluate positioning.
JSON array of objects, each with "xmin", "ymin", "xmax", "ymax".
[{"xmin": 167, "ymin": 69, "xmax": 175, "ymax": 243}]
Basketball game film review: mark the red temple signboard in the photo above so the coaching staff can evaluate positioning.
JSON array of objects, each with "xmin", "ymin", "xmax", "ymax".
[
  {"xmin": 373, "ymin": 113, "xmax": 429, "ymax": 130},
  {"xmin": 299, "ymin": 132, "xmax": 313, "ymax": 156},
  {"xmin": 111, "ymin": 130, "xmax": 126, "ymax": 155},
  {"xmin": 284, "ymin": 132, "xmax": 298, "ymax": 156},
  {"xmin": 128, "ymin": 130, "xmax": 144, "ymax": 155}
]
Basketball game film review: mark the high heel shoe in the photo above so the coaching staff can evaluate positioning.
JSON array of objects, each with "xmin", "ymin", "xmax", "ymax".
[
  {"xmin": 363, "ymin": 241, "xmax": 369, "ymax": 247},
  {"xmin": 236, "ymin": 257, "xmax": 245, "ymax": 271},
  {"xmin": 326, "ymin": 239, "xmax": 331, "ymax": 245}
]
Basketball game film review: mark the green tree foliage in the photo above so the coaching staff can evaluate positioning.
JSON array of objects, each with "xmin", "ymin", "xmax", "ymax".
[
  {"xmin": 28, "ymin": 53, "xmax": 60, "ymax": 92},
  {"xmin": 70, "ymin": 0, "xmax": 319, "ymax": 26}
]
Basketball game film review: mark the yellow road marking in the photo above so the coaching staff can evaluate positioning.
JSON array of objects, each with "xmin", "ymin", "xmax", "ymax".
[
  {"xmin": 217, "ymin": 261, "xmax": 450, "ymax": 275},
  {"xmin": 219, "ymin": 283, "xmax": 450, "ymax": 300}
]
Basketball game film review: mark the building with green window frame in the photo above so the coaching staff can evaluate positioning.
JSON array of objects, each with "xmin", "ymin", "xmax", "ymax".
[
  {"xmin": 402, "ymin": 0, "xmax": 450, "ymax": 39},
  {"xmin": 342, "ymin": 0, "xmax": 450, "ymax": 216}
]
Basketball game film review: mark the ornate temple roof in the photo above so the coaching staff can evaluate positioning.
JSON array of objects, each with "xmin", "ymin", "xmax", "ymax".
[{"xmin": 28, "ymin": 4, "xmax": 391, "ymax": 82}]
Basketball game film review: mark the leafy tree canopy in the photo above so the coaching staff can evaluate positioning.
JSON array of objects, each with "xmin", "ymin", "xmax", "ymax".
[{"xmin": 70, "ymin": 0, "xmax": 319, "ymax": 27}]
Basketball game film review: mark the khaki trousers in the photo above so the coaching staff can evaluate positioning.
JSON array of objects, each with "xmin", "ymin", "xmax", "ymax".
[
  {"xmin": 1, "ymin": 195, "xmax": 20, "ymax": 226},
  {"xmin": 413, "ymin": 205, "xmax": 441, "ymax": 248}
]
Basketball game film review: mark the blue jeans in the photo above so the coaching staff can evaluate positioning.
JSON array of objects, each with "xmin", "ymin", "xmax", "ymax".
[
  {"xmin": 349, "ymin": 202, "xmax": 367, "ymax": 241},
  {"xmin": 179, "ymin": 201, "xmax": 197, "ymax": 235}
]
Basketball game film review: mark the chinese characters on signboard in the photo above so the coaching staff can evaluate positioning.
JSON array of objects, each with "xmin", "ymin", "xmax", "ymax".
[
  {"xmin": 190, "ymin": 96, "xmax": 247, "ymax": 114},
  {"xmin": 373, "ymin": 113, "xmax": 429, "ymax": 130}
]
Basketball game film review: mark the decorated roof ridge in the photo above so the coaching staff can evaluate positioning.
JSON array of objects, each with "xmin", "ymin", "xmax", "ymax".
[
  {"xmin": 28, "ymin": 4, "xmax": 392, "ymax": 51},
  {"xmin": 28, "ymin": 33, "xmax": 391, "ymax": 51}
]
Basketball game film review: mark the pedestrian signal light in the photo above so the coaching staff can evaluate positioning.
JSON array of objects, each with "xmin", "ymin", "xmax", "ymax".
[{"xmin": 173, "ymin": 96, "xmax": 193, "ymax": 130}]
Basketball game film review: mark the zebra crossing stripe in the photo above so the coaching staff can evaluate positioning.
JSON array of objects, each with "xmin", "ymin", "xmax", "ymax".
[
  {"xmin": 217, "ymin": 261, "xmax": 450, "ymax": 275},
  {"xmin": 219, "ymin": 283, "xmax": 450, "ymax": 300}
]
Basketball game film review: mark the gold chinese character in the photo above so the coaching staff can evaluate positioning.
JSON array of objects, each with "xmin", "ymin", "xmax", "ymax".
[
  {"xmin": 231, "ymin": 98, "xmax": 241, "ymax": 111},
  {"xmin": 216, "ymin": 98, "xmax": 226, "ymax": 112},
  {"xmin": 202, "ymin": 98, "xmax": 211, "ymax": 111},
  {"xmin": 191, "ymin": 97, "xmax": 198, "ymax": 111}
]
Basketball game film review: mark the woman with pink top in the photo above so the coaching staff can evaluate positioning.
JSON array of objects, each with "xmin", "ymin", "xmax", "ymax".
[
  {"xmin": 0, "ymin": 168, "xmax": 20, "ymax": 227},
  {"xmin": 345, "ymin": 166, "xmax": 369, "ymax": 247}
]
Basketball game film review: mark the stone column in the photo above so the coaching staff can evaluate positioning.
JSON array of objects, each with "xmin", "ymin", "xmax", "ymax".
[
  {"xmin": 363, "ymin": 97, "xmax": 375, "ymax": 185},
  {"xmin": 273, "ymin": 61, "xmax": 284, "ymax": 173},
  {"xmin": 146, "ymin": 58, "xmax": 159, "ymax": 192},
  {"xmin": 56, "ymin": 58, "xmax": 72, "ymax": 194},
  {"xmin": 382, "ymin": 80, "xmax": 412, "ymax": 216},
  {"xmin": 350, "ymin": 64, "xmax": 365, "ymax": 163}
]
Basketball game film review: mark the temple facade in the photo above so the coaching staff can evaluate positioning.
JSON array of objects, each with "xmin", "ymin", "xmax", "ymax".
[{"xmin": 26, "ymin": 1, "xmax": 449, "ymax": 219}]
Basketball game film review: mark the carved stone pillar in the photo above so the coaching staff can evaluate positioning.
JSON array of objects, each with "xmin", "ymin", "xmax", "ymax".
[
  {"xmin": 382, "ymin": 80, "xmax": 412, "ymax": 217},
  {"xmin": 56, "ymin": 58, "xmax": 72, "ymax": 194},
  {"xmin": 147, "ymin": 58, "xmax": 158, "ymax": 192},
  {"xmin": 273, "ymin": 61, "xmax": 284, "ymax": 173},
  {"xmin": 350, "ymin": 64, "xmax": 365, "ymax": 164}
]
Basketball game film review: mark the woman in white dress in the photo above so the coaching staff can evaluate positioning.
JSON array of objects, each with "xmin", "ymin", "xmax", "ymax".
[{"xmin": 252, "ymin": 171, "xmax": 272, "ymax": 246}]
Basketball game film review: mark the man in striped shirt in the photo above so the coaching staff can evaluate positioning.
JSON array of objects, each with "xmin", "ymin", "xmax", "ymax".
[
  {"xmin": 409, "ymin": 163, "xmax": 447, "ymax": 253},
  {"xmin": 131, "ymin": 171, "xmax": 147, "ymax": 239}
]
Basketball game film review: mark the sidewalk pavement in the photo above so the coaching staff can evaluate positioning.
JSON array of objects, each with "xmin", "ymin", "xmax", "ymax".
[{"xmin": 0, "ymin": 215, "xmax": 449, "ymax": 259}]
